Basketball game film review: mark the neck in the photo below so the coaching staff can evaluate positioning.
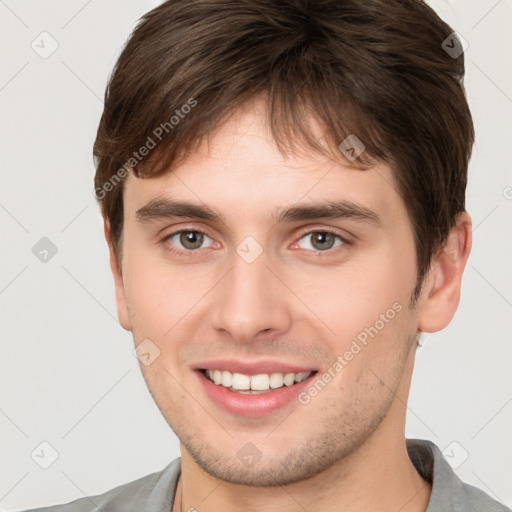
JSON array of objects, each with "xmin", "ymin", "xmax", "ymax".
[{"xmin": 175, "ymin": 435, "xmax": 430, "ymax": 512}]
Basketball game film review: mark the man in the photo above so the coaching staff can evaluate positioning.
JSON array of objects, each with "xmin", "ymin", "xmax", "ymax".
[{"xmin": 26, "ymin": 0, "xmax": 508, "ymax": 510}]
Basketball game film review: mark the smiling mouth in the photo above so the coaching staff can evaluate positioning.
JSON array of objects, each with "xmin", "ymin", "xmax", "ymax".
[{"xmin": 201, "ymin": 369, "xmax": 316, "ymax": 394}]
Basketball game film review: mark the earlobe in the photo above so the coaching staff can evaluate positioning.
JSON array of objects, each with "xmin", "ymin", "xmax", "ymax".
[
  {"xmin": 103, "ymin": 218, "xmax": 132, "ymax": 331},
  {"xmin": 417, "ymin": 212, "xmax": 472, "ymax": 333}
]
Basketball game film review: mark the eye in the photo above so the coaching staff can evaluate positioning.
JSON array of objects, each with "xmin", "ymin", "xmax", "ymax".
[
  {"xmin": 164, "ymin": 230, "xmax": 215, "ymax": 252},
  {"xmin": 296, "ymin": 231, "xmax": 345, "ymax": 252},
  {"xmin": 162, "ymin": 228, "xmax": 347, "ymax": 256}
]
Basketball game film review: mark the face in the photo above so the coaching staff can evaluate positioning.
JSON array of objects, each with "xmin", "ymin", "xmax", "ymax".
[{"xmin": 113, "ymin": 100, "xmax": 423, "ymax": 486}]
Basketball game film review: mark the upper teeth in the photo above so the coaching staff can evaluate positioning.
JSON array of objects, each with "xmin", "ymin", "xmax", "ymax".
[{"xmin": 206, "ymin": 370, "xmax": 312, "ymax": 391}]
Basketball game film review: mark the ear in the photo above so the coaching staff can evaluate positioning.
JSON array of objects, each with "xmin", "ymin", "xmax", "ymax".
[
  {"xmin": 103, "ymin": 218, "xmax": 132, "ymax": 331},
  {"xmin": 417, "ymin": 211, "xmax": 472, "ymax": 333}
]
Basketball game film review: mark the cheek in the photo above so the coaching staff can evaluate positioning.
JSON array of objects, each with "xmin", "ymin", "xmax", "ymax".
[
  {"xmin": 121, "ymin": 244, "xmax": 218, "ymax": 341},
  {"xmin": 288, "ymin": 253, "xmax": 415, "ymax": 348}
]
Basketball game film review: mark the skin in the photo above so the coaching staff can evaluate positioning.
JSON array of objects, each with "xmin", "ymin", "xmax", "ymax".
[{"xmin": 105, "ymin": 99, "xmax": 472, "ymax": 512}]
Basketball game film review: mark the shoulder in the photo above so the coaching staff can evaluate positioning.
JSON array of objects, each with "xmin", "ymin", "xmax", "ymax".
[
  {"xmin": 407, "ymin": 439, "xmax": 510, "ymax": 512},
  {"xmin": 22, "ymin": 458, "xmax": 181, "ymax": 512},
  {"xmin": 458, "ymin": 482, "xmax": 511, "ymax": 512}
]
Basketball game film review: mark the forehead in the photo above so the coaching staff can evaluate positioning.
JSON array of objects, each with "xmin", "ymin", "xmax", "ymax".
[{"xmin": 123, "ymin": 100, "xmax": 402, "ymax": 223}]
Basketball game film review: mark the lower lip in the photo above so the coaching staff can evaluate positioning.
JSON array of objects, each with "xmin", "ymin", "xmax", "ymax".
[{"xmin": 196, "ymin": 371, "xmax": 316, "ymax": 417}]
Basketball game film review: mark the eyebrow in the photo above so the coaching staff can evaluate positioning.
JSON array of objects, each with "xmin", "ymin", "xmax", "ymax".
[{"xmin": 135, "ymin": 197, "xmax": 382, "ymax": 226}]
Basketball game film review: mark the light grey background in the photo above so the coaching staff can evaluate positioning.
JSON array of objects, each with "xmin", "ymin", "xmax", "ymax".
[{"xmin": 1, "ymin": 0, "xmax": 511, "ymax": 510}]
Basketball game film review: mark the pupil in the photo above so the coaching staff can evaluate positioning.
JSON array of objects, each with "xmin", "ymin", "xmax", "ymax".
[
  {"xmin": 313, "ymin": 232, "xmax": 334, "ymax": 250},
  {"xmin": 181, "ymin": 231, "xmax": 203, "ymax": 249}
]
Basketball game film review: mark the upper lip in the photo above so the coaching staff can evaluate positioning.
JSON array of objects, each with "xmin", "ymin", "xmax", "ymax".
[{"xmin": 193, "ymin": 359, "xmax": 317, "ymax": 376}]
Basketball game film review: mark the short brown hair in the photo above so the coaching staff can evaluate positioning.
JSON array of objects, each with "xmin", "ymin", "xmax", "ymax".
[{"xmin": 93, "ymin": 0, "xmax": 474, "ymax": 302}]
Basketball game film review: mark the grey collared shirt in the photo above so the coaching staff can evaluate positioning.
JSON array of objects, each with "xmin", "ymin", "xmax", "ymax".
[{"xmin": 24, "ymin": 439, "xmax": 509, "ymax": 511}]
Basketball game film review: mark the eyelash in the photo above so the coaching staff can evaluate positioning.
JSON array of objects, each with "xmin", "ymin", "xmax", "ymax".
[{"xmin": 161, "ymin": 227, "xmax": 350, "ymax": 258}]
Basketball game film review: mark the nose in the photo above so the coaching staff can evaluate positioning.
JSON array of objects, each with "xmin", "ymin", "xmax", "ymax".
[{"xmin": 210, "ymin": 249, "xmax": 293, "ymax": 343}]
